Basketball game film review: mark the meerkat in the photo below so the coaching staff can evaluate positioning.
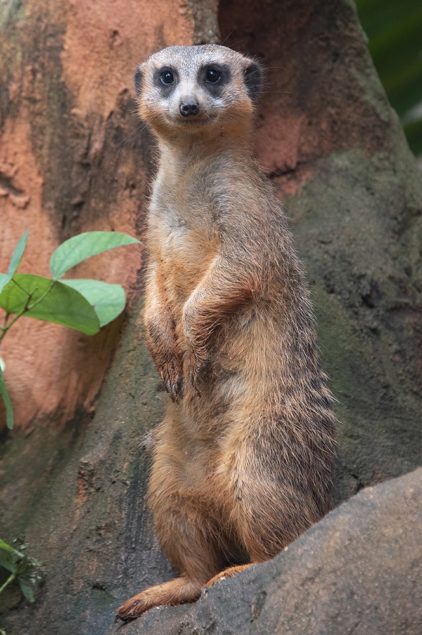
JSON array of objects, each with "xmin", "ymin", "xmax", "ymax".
[{"xmin": 117, "ymin": 44, "xmax": 336, "ymax": 621}]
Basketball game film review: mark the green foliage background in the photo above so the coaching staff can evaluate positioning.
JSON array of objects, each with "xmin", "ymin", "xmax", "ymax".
[
  {"xmin": 357, "ymin": 0, "xmax": 422, "ymax": 156},
  {"xmin": 0, "ymin": 231, "xmax": 139, "ymax": 429}
]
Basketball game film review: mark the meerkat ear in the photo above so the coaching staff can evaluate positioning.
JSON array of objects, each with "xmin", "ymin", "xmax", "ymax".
[
  {"xmin": 244, "ymin": 61, "xmax": 263, "ymax": 102},
  {"xmin": 134, "ymin": 64, "xmax": 143, "ymax": 96}
]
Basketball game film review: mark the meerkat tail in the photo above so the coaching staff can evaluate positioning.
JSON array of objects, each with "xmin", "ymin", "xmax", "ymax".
[{"xmin": 117, "ymin": 576, "xmax": 202, "ymax": 621}]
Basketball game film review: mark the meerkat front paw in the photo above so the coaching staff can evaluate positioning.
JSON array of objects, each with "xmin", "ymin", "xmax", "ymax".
[
  {"xmin": 182, "ymin": 304, "xmax": 209, "ymax": 392},
  {"xmin": 158, "ymin": 357, "xmax": 184, "ymax": 402},
  {"xmin": 183, "ymin": 346, "xmax": 208, "ymax": 394}
]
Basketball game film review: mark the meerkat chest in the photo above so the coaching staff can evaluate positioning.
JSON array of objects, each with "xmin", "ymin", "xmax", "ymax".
[
  {"xmin": 151, "ymin": 201, "xmax": 215, "ymax": 260},
  {"xmin": 149, "ymin": 191, "xmax": 219, "ymax": 301}
]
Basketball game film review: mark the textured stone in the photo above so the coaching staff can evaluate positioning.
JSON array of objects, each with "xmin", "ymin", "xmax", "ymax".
[{"xmin": 111, "ymin": 469, "xmax": 422, "ymax": 635}]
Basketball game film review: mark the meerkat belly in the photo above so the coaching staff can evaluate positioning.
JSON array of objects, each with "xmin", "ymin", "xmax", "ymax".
[
  {"xmin": 183, "ymin": 307, "xmax": 268, "ymax": 438},
  {"xmin": 208, "ymin": 308, "xmax": 284, "ymax": 409}
]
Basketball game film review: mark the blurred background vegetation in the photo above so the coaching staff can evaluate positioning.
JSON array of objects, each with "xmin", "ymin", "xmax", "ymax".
[{"xmin": 356, "ymin": 0, "xmax": 422, "ymax": 158}]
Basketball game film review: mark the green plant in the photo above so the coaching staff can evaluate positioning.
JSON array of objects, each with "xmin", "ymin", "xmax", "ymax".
[
  {"xmin": 0, "ymin": 539, "xmax": 42, "ymax": 603},
  {"xmin": 356, "ymin": 0, "xmax": 422, "ymax": 156},
  {"xmin": 0, "ymin": 230, "xmax": 139, "ymax": 429},
  {"xmin": 0, "ymin": 230, "xmax": 138, "ymax": 608}
]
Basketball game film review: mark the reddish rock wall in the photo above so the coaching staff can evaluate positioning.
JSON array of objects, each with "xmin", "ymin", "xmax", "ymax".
[{"xmin": 0, "ymin": 0, "xmax": 194, "ymax": 428}]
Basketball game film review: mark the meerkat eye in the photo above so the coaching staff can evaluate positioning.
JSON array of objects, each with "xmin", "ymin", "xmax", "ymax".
[
  {"xmin": 205, "ymin": 68, "xmax": 222, "ymax": 84},
  {"xmin": 160, "ymin": 69, "xmax": 175, "ymax": 85}
]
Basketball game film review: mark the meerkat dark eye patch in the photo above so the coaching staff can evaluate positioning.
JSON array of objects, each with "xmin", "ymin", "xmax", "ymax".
[
  {"xmin": 160, "ymin": 69, "xmax": 175, "ymax": 85},
  {"xmin": 153, "ymin": 67, "xmax": 178, "ymax": 94},
  {"xmin": 205, "ymin": 68, "xmax": 222, "ymax": 83},
  {"xmin": 244, "ymin": 62, "xmax": 263, "ymax": 102},
  {"xmin": 134, "ymin": 66, "xmax": 143, "ymax": 95},
  {"xmin": 200, "ymin": 64, "xmax": 230, "ymax": 97}
]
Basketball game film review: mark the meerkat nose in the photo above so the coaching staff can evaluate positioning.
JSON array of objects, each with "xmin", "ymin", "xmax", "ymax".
[{"xmin": 179, "ymin": 100, "xmax": 199, "ymax": 117}]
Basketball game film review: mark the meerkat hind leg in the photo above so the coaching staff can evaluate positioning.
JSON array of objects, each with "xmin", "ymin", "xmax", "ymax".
[
  {"xmin": 117, "ymin": 575, "xmax": 201, "ymax": 621},
  {"xmin": 117, "ymin": 447, "xmax": 228, "ymax": 619}
]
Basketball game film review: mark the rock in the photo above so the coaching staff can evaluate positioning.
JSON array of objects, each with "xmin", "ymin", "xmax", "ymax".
[{"xmin": 109, "ymin": 468, "xmax": 422, "ymax": 635}]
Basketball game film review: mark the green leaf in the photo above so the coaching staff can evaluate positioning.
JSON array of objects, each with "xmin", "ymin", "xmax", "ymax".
[
  {"xmin": 7, "ymin": 230, "xmax": 28, "ymax": 277},
  {"xmin": 0, "ymin": 367, "xmax": 14, "ymax": 430},
  {"xmin": 18, "ymin": 579, "xmax": 35, "ymax": 603},
  {"xmin": 0, "ymin": 230, "xmax": 29, "ymax": 293},
  {"xmin": 404, "ymin": 117, "xmax": 422, "ymax": 157},
  {"xmin": 50, "ymin": 231, "xmax": 139, "ymax": 280},
  {"xmin": 0, "ymin": 274, "xmax": 9, "ymax": 294},
  {"xmin": 0, "ymin": 274, "xmax": 100, "ymax": 335},
  {"xmin": 0, "ymin": 540, "xmax": 21, "ymax": 557},
  {"xmin": 0, "ymin": 540, "xmax": 17, "ymax": 574},
  {"xmin": 62, "ymin": 279, "xmax": 126, "ymax": 327},
  {"xmin": 356, "ymin": 0, "xmax": 422, "ymax": 156}
]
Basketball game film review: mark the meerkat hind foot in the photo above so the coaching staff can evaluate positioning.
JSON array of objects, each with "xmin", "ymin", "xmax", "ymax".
[
  {"xmin": 117, "ymin": 576, "xmax": 201, "ymax": 621},
  {"xmin": 206, "ymin": 563, "xmax": 255, "ymax": 587}
]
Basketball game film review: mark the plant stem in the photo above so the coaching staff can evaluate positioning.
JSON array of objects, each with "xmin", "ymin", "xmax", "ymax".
[
  {"xmin": 0, "ymin": 572, "xmax": 16, "ymax": 595},
  {"xmin": 11, "ymin": 278, "xmax": 31, "ymax": 295},
  {"xmin": 0, "ymin": 292, "xmax": 34, "ymax": 346},
  {"xmin": 27, "ymin": 281, "xmax": 56, "ymax": 314},
  {"xmin": 0, "ymin": 312, "xmax": 10, "ymax": 334},
  {"xmin": 0, "ymin": 280, "xmax": 56, "ymax": 347}
]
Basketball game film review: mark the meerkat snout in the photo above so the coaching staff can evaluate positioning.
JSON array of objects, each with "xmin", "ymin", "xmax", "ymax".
[{"xmin": 179, "ymin": 99, "xmax": 199, "ymax": 117}]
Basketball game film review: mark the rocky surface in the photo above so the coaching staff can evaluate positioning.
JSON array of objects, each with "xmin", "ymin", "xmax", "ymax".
[{"xmin": 110, "ymin": 469, "xmax": 422, "ymax": 635}]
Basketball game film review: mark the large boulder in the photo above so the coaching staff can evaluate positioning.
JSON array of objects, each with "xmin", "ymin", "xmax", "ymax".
[{"xmin": 112, "ymin": 468, "xmax": 422, "ymax": 635}]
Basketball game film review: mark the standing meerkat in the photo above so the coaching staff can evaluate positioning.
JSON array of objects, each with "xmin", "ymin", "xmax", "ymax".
[{"xmin": 117, "ymin": 44, "xmax": 336, "ymax": 620}]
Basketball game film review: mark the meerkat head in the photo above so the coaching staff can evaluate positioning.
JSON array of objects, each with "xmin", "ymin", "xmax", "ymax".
[{"xmin": 134, "ymin": 45, "xmax": 262, "ymax": 140}]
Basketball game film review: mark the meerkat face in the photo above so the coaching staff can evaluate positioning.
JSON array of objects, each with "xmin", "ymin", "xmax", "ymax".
[{"xmin": 134, "ymin": 45, "xmax": 262, "ymax": 138}]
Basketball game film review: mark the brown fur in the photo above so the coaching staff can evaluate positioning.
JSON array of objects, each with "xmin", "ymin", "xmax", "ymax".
[{"xmin": 117, "ymin": 45, "xmax": 336, "ymax": 621}]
